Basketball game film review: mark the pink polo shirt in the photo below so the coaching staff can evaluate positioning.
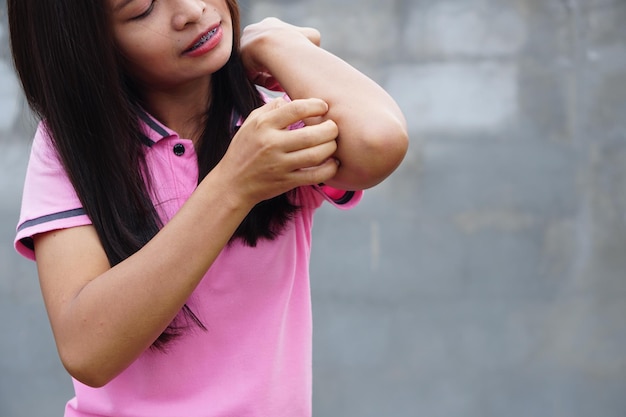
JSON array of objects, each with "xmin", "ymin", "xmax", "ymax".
[{"xmin": 15, "ymin": 109, "xmax": 361, "ymax": 417}]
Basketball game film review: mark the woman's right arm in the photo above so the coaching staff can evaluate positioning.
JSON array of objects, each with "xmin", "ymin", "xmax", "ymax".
[{"xmin": 34, "ymin": 97, "xmax": 339, "ymax": 387}]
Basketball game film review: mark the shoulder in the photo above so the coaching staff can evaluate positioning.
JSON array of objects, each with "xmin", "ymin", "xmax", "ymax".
[{"xmin": 15, "ymin": 120, "xmax": 91, "ymax": 260}]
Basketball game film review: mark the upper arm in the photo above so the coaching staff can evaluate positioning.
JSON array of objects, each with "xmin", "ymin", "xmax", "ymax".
[{"xmin": 34, "ymin": 225, "xmax": 111, "ymax": 330}]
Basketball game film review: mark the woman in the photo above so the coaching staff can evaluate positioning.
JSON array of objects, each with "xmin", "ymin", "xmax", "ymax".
[{"xmin": 10, "ymin": 0, "xmax": 408, "ymax": 415}]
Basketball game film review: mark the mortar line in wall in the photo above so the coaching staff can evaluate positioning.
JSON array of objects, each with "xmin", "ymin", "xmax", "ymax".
[{"xmin": 561, "ymin": 0, "xmax": 595, "ymax": 293}]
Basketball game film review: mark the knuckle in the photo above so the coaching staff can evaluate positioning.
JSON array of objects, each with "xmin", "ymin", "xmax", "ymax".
[
  {"xmin": 323, "ymin": 120, "xmax": 339, "ymax": 138},
  {"xmin": 286, "ymin": 100, "xmax": 307, "ymax": 119},
  {"xmin": 312, "ymin": 163, "xmax": 337, "ymax": 184},
  {"xmin": 308, "ymin": 144, "xmax": 336, "ymax": 166}
]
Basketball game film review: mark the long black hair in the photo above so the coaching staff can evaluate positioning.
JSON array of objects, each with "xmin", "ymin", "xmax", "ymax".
[{"xmin": 8, "ymin": 0, "xmax": 297, "ymax": 349}]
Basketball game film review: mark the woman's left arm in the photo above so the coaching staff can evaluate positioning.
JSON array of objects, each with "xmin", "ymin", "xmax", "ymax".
[{"xmin": 241, "ymin": 18, "xmax": 409, "ymax": 190}]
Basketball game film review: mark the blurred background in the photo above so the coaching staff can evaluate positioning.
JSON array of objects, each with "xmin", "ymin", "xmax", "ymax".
[{"xmin": 2, "ymin": 0, "xmax": 626, "ymax": 416}]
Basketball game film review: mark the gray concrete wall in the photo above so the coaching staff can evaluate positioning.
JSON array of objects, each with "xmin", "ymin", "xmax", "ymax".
[{"xmin": 2, "ymin": 0, "xmax": 626, "ymax": 416}]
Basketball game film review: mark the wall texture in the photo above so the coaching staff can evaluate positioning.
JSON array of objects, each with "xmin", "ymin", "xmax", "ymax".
[{"xmin": 1, "ymin": 0, "xmax": 625, "ymax": 416}]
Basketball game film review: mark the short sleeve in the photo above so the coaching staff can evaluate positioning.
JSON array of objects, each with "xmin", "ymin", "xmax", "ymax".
[
  {"xmin": 14, "ymin": 122, "xmax": 91, "ymax": 260},
  {"xmin": 297, "ymin": 184, "xmax": 363, "ymax": 211},
  {"xmin": 313, "ymin": 184, "xmax": 362, "ymax": 209}
]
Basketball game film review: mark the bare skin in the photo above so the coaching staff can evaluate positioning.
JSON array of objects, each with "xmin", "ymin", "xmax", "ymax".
[
  {"xmin": 33, "ymin": 3, "xmax": 408, "ymax": 388},
  {"xmin": 242, "ymin": 18, "xmax": 408, "ymax": 190},
  {"xmin": 36, "ymin": 98, "xmax": 340, "ymax": 387}
]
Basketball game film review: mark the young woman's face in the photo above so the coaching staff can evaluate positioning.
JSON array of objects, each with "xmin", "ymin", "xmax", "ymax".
[{"xmin": 108, "ymin": 0, "xmax": 234, "ymax": 91}]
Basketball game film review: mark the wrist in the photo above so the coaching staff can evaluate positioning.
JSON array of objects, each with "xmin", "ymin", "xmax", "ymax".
[
  {"xmin": 202, "ymin": 162, "xmax": 257, "ymax": 214},
  {"xmin": 243, "ymin": 29, "xmax": 312, "ymax": 71}
]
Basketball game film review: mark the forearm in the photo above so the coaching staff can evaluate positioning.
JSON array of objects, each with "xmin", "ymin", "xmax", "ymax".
[
  {"xmin": 36, "ymin": 97, "xmax": 339, "ymax": 387},
  {"xmin": 245, "ymin": 24, "xmax": 409, "ymax": 189},
  {"xmin": 40, "ymin": 169, "xmax": 253, "ymax": 387}
]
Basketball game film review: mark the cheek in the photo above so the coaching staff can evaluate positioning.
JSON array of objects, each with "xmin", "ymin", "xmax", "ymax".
[
  {"xmin": 119, "ymin": 39, "xmax": 174, "ymax": 77},
  {"xmin": 116, "ymin": 42, "xmax": 167, "ymax": 85},
  {"xmin": 114, "ymin": 25, "xmax": 172, "ymax": 62}
]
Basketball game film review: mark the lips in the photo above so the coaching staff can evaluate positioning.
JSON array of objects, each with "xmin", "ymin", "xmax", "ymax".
[{"xmin": 185, "ymin": 26, "xmax": 219, "ymax": 53}]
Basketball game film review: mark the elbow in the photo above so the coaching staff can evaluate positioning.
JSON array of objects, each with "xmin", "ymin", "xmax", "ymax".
[
  {"xmin": 371, "ymin": 122, "xmax": 409, "ymax": 185},
  {"xmin": 332, "ymin": 118, "xmax": 409, "ymax": 190},
  {"xmin": 73, "ymin": 374, "xmax": 111, "ymax": 389},
  {"xmin": 58, "ymin": 346, "xmax": 118, "ymax": 388}
]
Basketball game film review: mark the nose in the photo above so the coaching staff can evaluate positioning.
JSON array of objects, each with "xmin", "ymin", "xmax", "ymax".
[{"xmin": 171, "ymin": 0, "xmax": 205, "ymax": 30}]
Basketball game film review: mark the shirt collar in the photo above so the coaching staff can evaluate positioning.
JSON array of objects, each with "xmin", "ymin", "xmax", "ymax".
[
  {"xmin": 136, "ymin": 107, "xmax": 178, "ymax": 147},
  {"xmin": 136, "ymin": 107, "xmax": 244, "ymax": 147}
]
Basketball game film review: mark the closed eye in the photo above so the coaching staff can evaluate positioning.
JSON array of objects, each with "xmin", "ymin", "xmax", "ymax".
[{"xmin": 132, "ymin": 0, "xmax": 156, "ymax": 20}]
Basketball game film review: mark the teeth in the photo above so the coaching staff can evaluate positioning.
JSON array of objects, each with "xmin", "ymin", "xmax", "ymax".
[{"xmin": 190, "ymin": 28, "xmax": 218, "ymax": 51}]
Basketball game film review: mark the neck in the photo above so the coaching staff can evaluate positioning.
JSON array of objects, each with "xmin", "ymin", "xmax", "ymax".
[{"xmin": 141, "ymin": 77, "xmax": 212, "ymax": 144}]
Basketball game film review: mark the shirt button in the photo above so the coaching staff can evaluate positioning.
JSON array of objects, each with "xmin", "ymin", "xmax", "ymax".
[{"xmin": 173, "ymin": 143, "xmax": 185, "ymax": 156}]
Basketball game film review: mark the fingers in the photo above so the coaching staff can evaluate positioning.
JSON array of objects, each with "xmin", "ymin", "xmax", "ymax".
[
  {"xmin": 257, "ymin": 97, "xmax": 329, "ymax": 130},
  {"xmin": 257, "ymin": 97, "xmax": 338, "ymax": 151},
  {"xmin": 223, "ymin": 97, "xmax": 340, "ymax": 201},
  {"xmin": 283, "ymin": 119, "xmax": 338, "ymax": 153},
  {"xmin": 284, "ymin": 136, "xmax": 338, "ymax": 171},
  {"xmin": 290, "ymin": 157, "xmax": 340, "ymax": 187},
  {"xmin": 250, "ymin": 97, "xmax": 339, "ymax": 166}
]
